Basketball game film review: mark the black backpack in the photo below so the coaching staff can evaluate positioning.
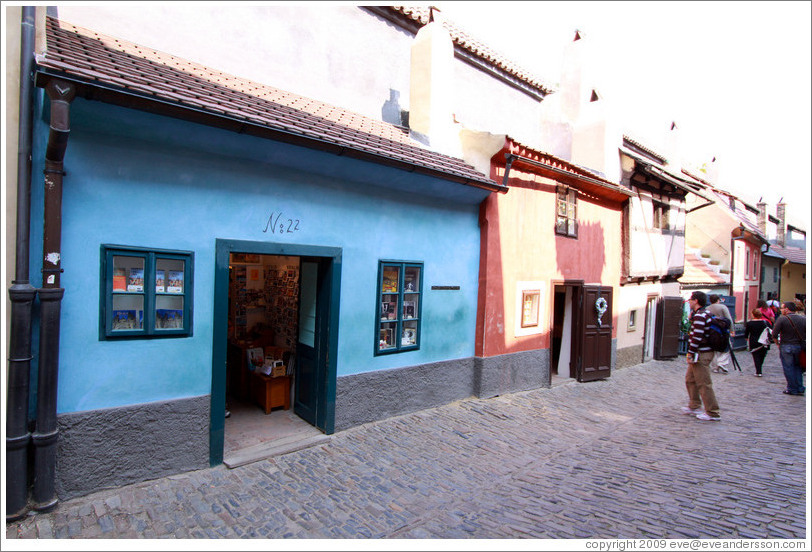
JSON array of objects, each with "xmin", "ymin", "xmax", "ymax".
[{"xmin": 704, "ymin": 314, "xmax": 731, "ymax": 352}]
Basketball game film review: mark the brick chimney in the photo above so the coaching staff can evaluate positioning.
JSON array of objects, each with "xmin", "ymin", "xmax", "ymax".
[
  {"xmin": 776, "ymin": 201, "xmax": 786, "ymax": 246},
  {"xmin": 757, "ymin": 200, "xmax": 767, "ymax": 236}
]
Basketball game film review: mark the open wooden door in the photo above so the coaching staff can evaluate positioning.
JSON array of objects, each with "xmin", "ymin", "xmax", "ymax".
[
  {"xmin": 294, "ymin": 257, "xmax": 337, "ymax": 432},
  {"xmin": 578, "ymin": 285, "xmax": 613, "ymax": 382},
  {"xmin": 654, "ymin": 296, "xmax": 683, "ymax": 359}
]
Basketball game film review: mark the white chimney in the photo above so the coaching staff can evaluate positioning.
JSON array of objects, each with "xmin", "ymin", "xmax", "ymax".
[
  {"xmin": 705, "ymin": 155, "xmax": 720, "ymax": 183},
  {"xmin": 559, "ymin": 30, "xmax": 586, "ymax": 123},
  {"xmin": 664, "ymin": 121, "xmax": 683, "ymax": 170},
  {"xmin": 562, "ymin": 30, "xmax": 621, "ymax": 181},
  {"xmin": 409, "ymin": 9, "xmax": 460, "ymax": 157}
]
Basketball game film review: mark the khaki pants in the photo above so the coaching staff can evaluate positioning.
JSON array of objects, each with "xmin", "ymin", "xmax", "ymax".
[
  {"xmin": 686, "ymin": 351, "xmax": 720, "ymax": 417},
  {"xmin": 710, "ymin": 350, "xmax": 731, "ymax": 371}
]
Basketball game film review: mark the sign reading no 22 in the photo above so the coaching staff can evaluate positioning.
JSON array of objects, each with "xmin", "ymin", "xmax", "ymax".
[{"xmin": 263, "ymin": 211, "xmax": 301, "ymax": 235}]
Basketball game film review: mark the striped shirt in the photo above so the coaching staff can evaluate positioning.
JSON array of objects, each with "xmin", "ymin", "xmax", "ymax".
[{"xmin": 688, "ymin": 308, "xmax": 713, "ymax": 356}]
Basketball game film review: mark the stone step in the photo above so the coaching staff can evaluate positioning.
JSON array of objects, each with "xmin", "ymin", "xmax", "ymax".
[{"xmin": 223, "ymin": 433, "xmax": 331, "ymax": 468}]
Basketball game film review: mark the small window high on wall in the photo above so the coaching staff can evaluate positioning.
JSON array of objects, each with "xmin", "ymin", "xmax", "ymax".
[
  {"xmin": 100, "ymin": 245, "xmax": 193, "ymax": 339},
  {"xmin": 653, "ymin": 200, "xmax": 670, "ymax": 230},
  {"xmin": 555, "ymin": 186, "xmax": 578, "ymax": 238}
]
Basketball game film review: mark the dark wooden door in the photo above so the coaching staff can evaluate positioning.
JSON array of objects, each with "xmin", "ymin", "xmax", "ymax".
[
  {"xmin": 654, "ymin": 296, "xmax": 683, "ymax": 359},
  {"xmin": 578, "ymin": 285, "xmax": 613, "ymax": 382},
  {"xmin": 294, "ymin": 259, "xmax": 323, "ymax": 428}
]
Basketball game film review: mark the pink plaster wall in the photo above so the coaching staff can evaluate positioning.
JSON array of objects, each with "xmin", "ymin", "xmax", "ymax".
[{"xmin": 476, "ymin": 170, "xmax": 623, "ymax": 357}]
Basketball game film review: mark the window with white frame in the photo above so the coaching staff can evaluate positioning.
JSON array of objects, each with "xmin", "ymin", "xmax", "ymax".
[
  {"xmin": 555, "ymin": 186, "xmax": 577, "ymax": 237},
  {"xmin": 628, "ymin": 309, "xmax": 637, "ymax": 331},
  {"xmin": 652, "ymin": 200, "xmax": 670, "ymax": 230}
]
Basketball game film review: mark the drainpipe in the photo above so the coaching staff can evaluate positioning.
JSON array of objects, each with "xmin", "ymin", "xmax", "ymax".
[
  {"xmin": 6, "ymin": 6, "xmax": 37, "ymax": 522},
  {"xmin": 32, "ymin": 78, "xmax": 75, "ymax": 512}
]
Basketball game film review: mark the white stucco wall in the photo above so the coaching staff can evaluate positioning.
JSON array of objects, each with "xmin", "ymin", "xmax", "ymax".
[
  {"xmin": 627, "ymin": 195, "xmax": 686, "ymax": 276},
  {"xmin": 50, "ymin": 5, "xmax": 414, "ymax": 125},
  {"xmin": 616, "ymin": 281, "xmax": 682, "ymax": 351}
]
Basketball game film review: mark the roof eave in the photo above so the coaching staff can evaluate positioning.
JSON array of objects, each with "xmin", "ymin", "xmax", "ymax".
[{"xmin": 34, "ymin": 67, "xmax": 505, "ymax": 194}]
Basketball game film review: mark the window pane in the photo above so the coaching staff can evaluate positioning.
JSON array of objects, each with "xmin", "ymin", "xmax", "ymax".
[
  {"xmin": 556, "ymin": 217, "xmax": 568, "ymax": 234},
  {"xmin": 156, "ymin": 258, "xmax": 184, "ymax": 293},
  {"xmin": 113, "ymin": 256, "xmax": 145, "ymax": 293},
  {"xmin": 557, "ymin": 199, "xmax": 567, "ymax": 216},
  {"xmin": 112, "ymin": 294, "xmax": 144, "ymax": 331},
  {"xmin": 568, "ymin": 219, "xmax": 576, "ymax": 236},
  {"xmin": 299, "ymin": 261, "xmax": 318, "ymax": 348},
  {"xmin": 382, "ymin": 266, "xmax": 400, "ymax": 293},
  {"xmin": 403, "ymin": 294, "xmax": 418, "ymax": 319},
  {"xmin": 381, "ymin": 294, "xmax": 399, "ymax": 321},
  {"xmin": 404, "ymin": 266, "xmax": 420, "ymax": 292},
  {"xmin": 401, "ymin": 321, "xmax": 418, "ymax": 347},
  {"xmin": 379, "ymin": 322, "xmax": 397, "ymax": 351},
  {"xmin": 155, "ymin": 295, "xmax": 184, "ymax": 330},
  {"xmin": 154, "ymin": 258, "xmax": 185, "ymax": 294}
]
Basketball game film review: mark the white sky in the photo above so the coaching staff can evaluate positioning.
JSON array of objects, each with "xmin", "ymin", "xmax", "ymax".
[{"xmin": 437, "ymin": 0, "xmax": 812, "ymax": 229}]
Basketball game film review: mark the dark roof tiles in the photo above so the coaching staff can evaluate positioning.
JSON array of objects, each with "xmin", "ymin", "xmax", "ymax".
[
  {"xmin": 768, "ymin": 244, "xmax": 806, "ymax": 265},
  {"xmin": 38, "ymin": 17, "xmax": 499, "ymax": 189},
  {"xmin": 390, "ymin": 5, "xmax": 554, "ymax": 95}
]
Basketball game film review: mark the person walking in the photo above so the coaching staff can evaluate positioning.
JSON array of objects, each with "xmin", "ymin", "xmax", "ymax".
[
  {"xmin": 756, "ymin": 299, "xmax": 775, "ymax": 327},
  {"xmin": 683, "ymin": 291, "xmax": 721, "ymax": 421},
  {"xmin": 744, "ymin": 308, "xmax": 771, "ymax": 377},
  {"xmin": 773, "ymin": 301, "xmax": 806, "ymax": 396},
  {"xmin": 707, "ymin": 294, "xmax": 734, "ymax": 374}
]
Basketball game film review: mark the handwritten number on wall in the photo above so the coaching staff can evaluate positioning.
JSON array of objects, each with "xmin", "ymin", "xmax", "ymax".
[{"xmin": 264, "ymin": 212, "xmax": 301, "ymax": 234}]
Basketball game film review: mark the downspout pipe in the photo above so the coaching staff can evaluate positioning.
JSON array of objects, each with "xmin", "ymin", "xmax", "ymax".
[
  {"xmin": 31, "ymin": 78, "xmax": 75, "ymax": 512},
  {"xmin": 6, "ymin": 6, "xmax": 37, "ymax": 523}
]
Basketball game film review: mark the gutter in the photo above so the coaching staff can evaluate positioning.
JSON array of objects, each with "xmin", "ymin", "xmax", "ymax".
[
  {"xmin": 6, "ymin": 6, "xmax": 37, "ymax": 522},
  {"xmin": 31, "ymin": 78, "xmax": 75, "ymax": 513}
]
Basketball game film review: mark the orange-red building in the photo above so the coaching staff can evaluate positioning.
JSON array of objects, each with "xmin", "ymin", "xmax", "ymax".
[{"xmin": 473, "ymin": 138, "xmax": 633, "ymax": 398}]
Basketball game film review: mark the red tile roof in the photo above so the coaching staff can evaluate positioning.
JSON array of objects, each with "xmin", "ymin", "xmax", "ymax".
[
  {"xmin": 501, "ymin": 138, "xmax": 634, "ymax": 203},
  {"xmin": 388, "ymin": 6, "xmax": 554, "ymax": 95},
  {"xmin": 507, "ymin": 139, "xmax": 619, "ymax": 186},
  {"xmin": 768, "ymin": 244, "xmax": 806, "ymax": 265},
  {"xmin": 680, "ymin": 169, "xmax": 769, "ymax": 243},
  {"xmin": 36, "ymin": 17, "xmax": 503, "ymax": 192}
]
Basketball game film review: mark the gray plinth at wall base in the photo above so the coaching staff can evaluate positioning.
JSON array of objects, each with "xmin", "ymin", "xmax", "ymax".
[
  {"xmin": 335, "ymin": 357, "xmax": 476, "ymax": 431},
  {"xmin": 474, "ymin": 348, "xmax": 550, "ymax": 399},
  {"xmin": 616, "ymin": 344, "xmax": 643, "ymax": 370},
  {"xmin": 56, "ymin": 395, "xmax": 210, "ymax": 501}
]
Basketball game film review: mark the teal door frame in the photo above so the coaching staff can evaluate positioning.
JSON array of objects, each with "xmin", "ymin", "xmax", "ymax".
[{"xmin": 210, "ymin": 239, "xmax": 341, "ymax": 466}]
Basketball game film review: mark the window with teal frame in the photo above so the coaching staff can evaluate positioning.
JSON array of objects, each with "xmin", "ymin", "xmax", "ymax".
[
  {"xmin": 100, "ymin": 245, "xmax": 194, "ymax": 339},
  {"xmin": 375, "ymin": 261, "xmax": 422, "ymax": 355}
]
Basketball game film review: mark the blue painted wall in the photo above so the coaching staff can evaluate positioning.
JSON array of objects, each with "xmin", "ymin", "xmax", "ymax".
[{"xmin": 30, "ymin": 95, "xmax": 487, "ymax": 414}]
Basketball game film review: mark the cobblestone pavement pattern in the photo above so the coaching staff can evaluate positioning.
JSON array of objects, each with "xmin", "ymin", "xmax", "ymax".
[{"xmin": 5, "ymin": 348, "xmax": 807, "ymax": 540}]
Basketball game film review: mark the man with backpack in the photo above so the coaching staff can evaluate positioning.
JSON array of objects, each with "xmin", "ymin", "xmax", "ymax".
[
  {"xmin": 707, "ymin": 294, "xmax": 734, "ymax": 373},
  {"xmin": 683, "ymin": 291, "xmax": 722, "ymax": 421}
]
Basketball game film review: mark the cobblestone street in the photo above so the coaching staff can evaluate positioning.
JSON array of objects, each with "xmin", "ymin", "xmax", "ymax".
[{"xmin": 4, "ymin": 348, "xmax": 808, "ymax": 542}]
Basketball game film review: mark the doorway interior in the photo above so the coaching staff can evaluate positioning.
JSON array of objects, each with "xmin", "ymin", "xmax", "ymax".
[
  {"xmin": 551, "ymin": 283, "xmax": 578, "ymax": 382},
  {"xmin": 643, "ymin": 295, "xmax": 658, "ymax": 362},
  {"xmin": 223, "ymin": 253, "xmax": 318, "ymax": 462}
]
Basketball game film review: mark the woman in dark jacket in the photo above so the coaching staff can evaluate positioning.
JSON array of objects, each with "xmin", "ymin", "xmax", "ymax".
[{"xmin": 744, "ymin": 308, "xmax": 771, "ymax": 377}]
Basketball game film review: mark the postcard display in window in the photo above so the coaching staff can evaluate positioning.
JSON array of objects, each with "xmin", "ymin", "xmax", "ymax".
[
  {"xmin": 155, "ymin": 259, "xmax": 185, "ymax": 329},
  {"xmin": 378, "ymin": 264, "xmax": 421, "ymax": 352},
  {"xmin": 112, "ymin": 255, "xmax": 145, "ymax": 331}
]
